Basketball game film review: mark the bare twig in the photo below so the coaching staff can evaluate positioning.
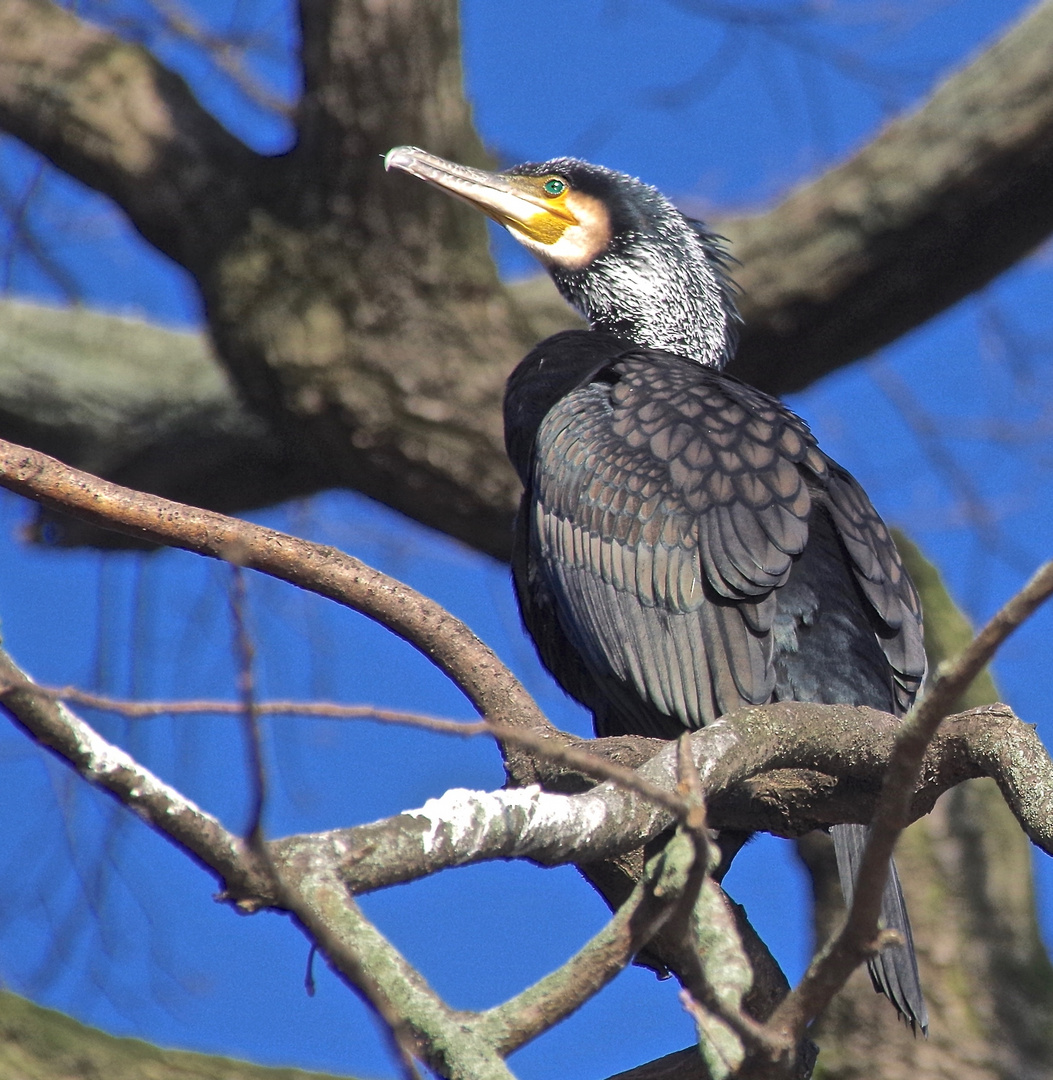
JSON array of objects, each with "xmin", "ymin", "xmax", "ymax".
[
  {"xmin": 228, "ymin": 564, "xmax": 267, "ymax": 844},
  {"xmin": 0, "ymin": 681, "xmax": 480, "ymax": 731},
  {"xmin": 144, "ymin": 0, "xmax": 294, "ymax": 117},
  {"xmin": 0, "ymin": 675, "xmax": 686, "ymax": 815}
]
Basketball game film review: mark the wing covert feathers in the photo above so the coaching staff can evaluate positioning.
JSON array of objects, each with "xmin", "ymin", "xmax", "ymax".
[{"xmin": 526, "ymin": 348, "xmax": 924, "ymax": 730}]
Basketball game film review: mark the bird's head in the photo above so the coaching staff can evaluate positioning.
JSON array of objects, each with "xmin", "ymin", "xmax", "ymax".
[{"xmin": 385, "ymin": 146, "xmax": 739, "ymax": 367}]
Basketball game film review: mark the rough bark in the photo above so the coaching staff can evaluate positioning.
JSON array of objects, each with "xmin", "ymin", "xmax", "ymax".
[
  {"xmin": 723, "ymin": 0, "xmax": 1053, "ymax": 394},
  {"xmin": 1, "ymin": 3, "xmax": 1053, "ymax": 553}
]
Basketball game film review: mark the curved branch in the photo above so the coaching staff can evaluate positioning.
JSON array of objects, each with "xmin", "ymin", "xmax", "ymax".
[
  {"xmin": 0, "ymin": 0, "xmax": 263, "ymax": 270},
  {"xmin": 0, "ymin": 435, "xmax": 552, "ymax": 737},
  {"xmin": 724, "ymin": 0, "xmax": 1053, "ymax": 394}
]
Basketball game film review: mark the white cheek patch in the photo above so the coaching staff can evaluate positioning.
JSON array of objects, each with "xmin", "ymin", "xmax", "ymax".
[{"xmin": 523, "ymin": 192, "xmax": 611, "ymax": 271}]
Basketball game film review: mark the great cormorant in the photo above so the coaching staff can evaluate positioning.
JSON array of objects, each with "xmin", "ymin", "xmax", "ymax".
[{"xmin": 385, "ymin": 146, "xmax": 928, "ymax": 1033}]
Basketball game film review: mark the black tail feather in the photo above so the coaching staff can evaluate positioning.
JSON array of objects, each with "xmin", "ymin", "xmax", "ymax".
[{"xmin": 831, "ymin": 822, "xmax": 928, "ymax": 1034}]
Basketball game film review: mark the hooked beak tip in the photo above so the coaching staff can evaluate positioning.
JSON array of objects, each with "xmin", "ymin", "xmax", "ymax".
[{"xmin": 384, "ymin": 146, "xmax": 418, "ymax": 173}]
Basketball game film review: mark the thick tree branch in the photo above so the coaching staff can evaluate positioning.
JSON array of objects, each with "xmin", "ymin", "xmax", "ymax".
[
  {"xmin": 267, "ymin": 703, "xmax": 1053, "ymax": 903},
  {"xmin": 2, "ymin": 8, "xmax": 1052, "ymax": 558},
  {"xmin": 0, "ymin": 0, "xmax": 263, "ymax": 271},
  {"xmin": 724, "ymin": 0, "xmax": 1053, "ymax": 393},
  {"xmin": 0, "ymin": 300, "xmax": 337, "ymax": 547}
]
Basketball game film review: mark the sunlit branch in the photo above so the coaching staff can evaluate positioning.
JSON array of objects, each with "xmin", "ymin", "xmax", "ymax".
[
  {"xmin": 0, "ymin": 643, "xmax": 267, "ymax": 898},
  {"xmin": 478, "ymin": 830, "xmax": 705, "ymax": 1055},
  {"xmin": 267, "ymin": 701, "xmax": 1053, "ymax": 904},
  {"xmin": 0, "ymin": 437, "xmax": 554, "ymax": 740}
]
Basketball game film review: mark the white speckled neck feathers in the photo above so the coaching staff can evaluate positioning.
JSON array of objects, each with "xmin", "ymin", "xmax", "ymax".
[{"xmin": 509, "ymin": 159, "xmax": 740, "ymax": 368}]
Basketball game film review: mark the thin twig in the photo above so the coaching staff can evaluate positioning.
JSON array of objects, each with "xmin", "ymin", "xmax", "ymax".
[
  {"xmin": 0, "ymin": 676, "xmax": 684, "ymax": 814},
  {"xmin": 229, "ymin": 564, "xmax": 267, "ymax": 844},
  {"xmin": 0, "ymin": 681, "xmax": 480, "ymax": 731},
  {"xmin": 488, "ymin": 722, "xmax": 689, "ymax": 817},
  {"xmin": 144, "ymin": 0, "xmax": 294, "ymax": 116}
]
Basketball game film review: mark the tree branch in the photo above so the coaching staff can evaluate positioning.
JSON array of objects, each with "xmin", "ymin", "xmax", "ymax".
[
  {"xmin": 0, "ymin": 0, "xmax": 263, "ymax": 271},
  {"xmin": 0, "ymin": 643, "xmax": 268, "ymax": 899},
  {"xmin": 477, "ymin": 831, "xmax": 705, "ymax": 1055},
  {"xmin": 2, "ymin": 8, "xmax": 1052, "ymax": 560},
  {"xmin": 767, "ymin": 560, "xmax": 1053, "ymax": 1041},
  {"xmin": 0, "ymin": 435, "xmax": 552, "ymax": 738},
  {"xmin": 277, "ymin": 865, "xmax": 516, "ymax": 1080},
  {"xmin": 264, "ymin": 703, "xmax": 1053, "ymax": 904},
  {"xmin": 724, "ymin": 0, "xmax": 1053, "ymax": 394}
]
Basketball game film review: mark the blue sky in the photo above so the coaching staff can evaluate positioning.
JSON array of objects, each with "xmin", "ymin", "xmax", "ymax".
[{"xmin": 1, "ymin": 2, "xmax": 1051, "ymax": 1078}]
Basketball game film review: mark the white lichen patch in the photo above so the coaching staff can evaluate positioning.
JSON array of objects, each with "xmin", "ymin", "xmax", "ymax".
[
  {"xmin": 692, "ymin": 719, "xmax": 741, "ymax": 781},
  {"xmin": 416, "ymin": 785, "xmax": 612, "ymax": 863},
  {"xmin": 61, "ymin": 701, "xmax": 216, "ymax": 825}
]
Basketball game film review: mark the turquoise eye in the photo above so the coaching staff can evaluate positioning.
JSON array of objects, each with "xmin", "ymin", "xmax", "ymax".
[{"xmin": 543, "ymin": 177, "xmax": 566, "ymax": 197}]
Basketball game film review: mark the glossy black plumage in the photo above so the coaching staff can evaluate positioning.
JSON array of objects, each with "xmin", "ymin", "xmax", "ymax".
[{"xmin": 505, "ymin": 330, "xmax": 924, "ymax": 739}]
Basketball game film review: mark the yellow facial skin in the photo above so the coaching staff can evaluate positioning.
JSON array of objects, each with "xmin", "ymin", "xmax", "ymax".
[
  {"xmin": 385, "ymin": 146, "xmax": 611, "ymax": 270},
  {"xmin": 498, "ymin": 176, "xmax": 576, "ymax": 245}
]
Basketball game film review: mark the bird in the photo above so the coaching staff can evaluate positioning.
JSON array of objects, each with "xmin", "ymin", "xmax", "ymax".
[{"xmin": 385, "ymin": 145, "xmax": 928, "ymax": 1032}]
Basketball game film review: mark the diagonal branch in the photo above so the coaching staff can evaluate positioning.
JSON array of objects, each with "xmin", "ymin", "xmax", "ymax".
[
  {"xmin": 0, "ymin": 0, "xmax": 265, "ymax": 271},
  {"xmin": 274, "ymin": 864, "xmax": 516, "ymax": 1080},
  {"xmin": 0, "ymin": 435, "xmax": 553, "ymax": 740},
  {"xmin": 476, "ymin": 830, "xmax": 705, "ymax": 1056},
  {"xmin": 724, "ymin": 0, "xmax": 1053, "ymax": 394},
  {"xmin": 0, "ymin": 642, "xmax": 269, "ymax": 899}
]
